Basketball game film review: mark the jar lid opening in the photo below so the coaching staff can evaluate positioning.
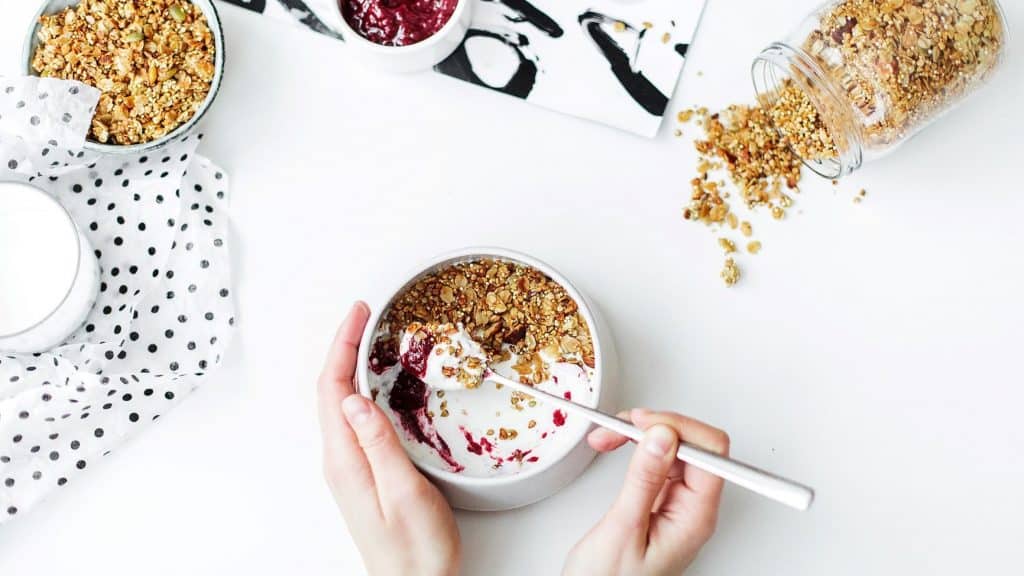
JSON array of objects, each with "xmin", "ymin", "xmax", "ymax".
[{"xmin": 752, "ymin": 43, "xmax": 862, "ymax": 179}]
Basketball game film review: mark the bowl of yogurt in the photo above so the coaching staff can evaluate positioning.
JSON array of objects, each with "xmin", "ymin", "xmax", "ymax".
[
  {"xmin": 337, "ymin": 0, "xmax": 472, "ymax": 73},
  {"xmin": 357, "ymin": 247, "xmax": 617, "ymax": 511}
]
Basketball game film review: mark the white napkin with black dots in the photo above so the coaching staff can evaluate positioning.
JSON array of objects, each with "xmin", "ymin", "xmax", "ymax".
[{"xmin": 0, "ymin": 76, "xmax": 236, "ymax": 524}]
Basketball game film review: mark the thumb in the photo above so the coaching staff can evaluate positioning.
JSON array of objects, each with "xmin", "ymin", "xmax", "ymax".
[
  {"xmin": 342, "ymin": 394, "xmax": 423, "ymax": 511},
  {"xmin": 608, "ymin": 424, "xmax": 679, "ymax": 532}
]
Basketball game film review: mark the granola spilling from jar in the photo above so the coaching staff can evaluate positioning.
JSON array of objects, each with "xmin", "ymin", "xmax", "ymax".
[
  {"xmin": 681, "ymin": 103, "xmax": 801, "ymax": 286},
  {"xmin": 32, "ymin": 0, "xmax": 216, "ymax": 145},
  {"xmin": 769, "ymin": 79, "xmax": 838, "ymax": 162},
  {"xmin": 803, "ymin": 0, "xmax": 1005, "ymax": 148},
  {"xmin": 679, "ymin": 97, "xmax": 864, "ymax": 286},
  {"xmin": 366, "ymin": 258, "xmax": 597, "ymax": 477}
]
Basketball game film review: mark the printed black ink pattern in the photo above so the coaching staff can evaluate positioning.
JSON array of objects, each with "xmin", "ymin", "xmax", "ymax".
[{"xmin": 213, "ymin": 0, "xmax": 707, "ymax": 136}]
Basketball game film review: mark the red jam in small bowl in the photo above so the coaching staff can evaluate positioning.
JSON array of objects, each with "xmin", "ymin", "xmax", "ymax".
[{"xmin": 341, "ymin": 0, "xmax": 459, "ymax": 47}]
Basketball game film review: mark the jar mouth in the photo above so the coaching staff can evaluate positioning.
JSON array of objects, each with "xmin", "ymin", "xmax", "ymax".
[{"xmin": 752, "ymin": 42, "xmax": 862, "ymax": 179}]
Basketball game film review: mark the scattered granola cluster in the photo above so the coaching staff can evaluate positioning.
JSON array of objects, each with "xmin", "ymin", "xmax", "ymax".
[
  {"xmin": 379, "ymin": 258, "xmax": 595, "ymax": 385},
  {"xmin": 679, "ymin": 92, "xmax": 865, "ymax": 286},
  {"xmin": 32, "ymin": 0, "xmax": 216, "ymax": 145},
  {"xmin": 803, "ymin": 0, "xmax": 1005, "ymax": 148},
  {"xmin": 680, "ymin": 102, "xmax": 800, "ymax": 286}
]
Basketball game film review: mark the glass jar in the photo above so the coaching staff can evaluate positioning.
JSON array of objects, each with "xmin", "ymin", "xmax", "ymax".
[{"xmin": 752, "ymin": 0, "xmax": 1007, "ymax": 178}]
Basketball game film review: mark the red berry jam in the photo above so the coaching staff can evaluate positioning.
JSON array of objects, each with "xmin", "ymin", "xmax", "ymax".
[
  {"xmin": 399, "ymin": 331, "xmax": 434, "ymax": 378},
  {"xmin": 369, "ymin": 338, "xmax": 399, "ymax": 375},
  {"xmin": 341, "ymin": 0, "xmax": 459, "ymax": 47}
]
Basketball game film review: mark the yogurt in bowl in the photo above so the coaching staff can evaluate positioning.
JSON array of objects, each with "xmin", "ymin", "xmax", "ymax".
[{"xmin": 357, "ymin": 248, "xmax": 616, "ymax": 510}]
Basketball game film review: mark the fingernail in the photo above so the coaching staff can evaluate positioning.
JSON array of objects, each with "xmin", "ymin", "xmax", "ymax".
[
  {"xmin": 643, "ymin": 425, "xmax": 676, "ymax": 457},
  {"xmin": 342, "ymin": 395, "xmax": 371, "ymax": 426}
]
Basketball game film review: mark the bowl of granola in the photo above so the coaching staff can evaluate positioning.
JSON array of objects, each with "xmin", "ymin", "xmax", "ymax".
[
  {"xmin": 357, "ymin": 248, "xmax": 617, "ymax": 511},
  {"xmin": 23, "ymin": 0, "xmax": 224, "ymax": 154}
]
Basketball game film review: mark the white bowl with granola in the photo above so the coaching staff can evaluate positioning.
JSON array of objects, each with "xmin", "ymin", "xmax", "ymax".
[
  {"xmin": 23, "ymin": 0, "xmax": 225, "ymax": 154},
  {"xmin": 357, "ymin": 248, "xmax": 617, "ymax": 511}
]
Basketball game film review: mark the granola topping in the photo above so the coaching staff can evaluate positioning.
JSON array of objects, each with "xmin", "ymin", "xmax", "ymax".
[
  {"xmin": 32, "ymin": 0, "xmax": 216, "ymax": 145},
  {"xmin": 367, "ymin": 258, "xmax": 597, "ymax": 477}
]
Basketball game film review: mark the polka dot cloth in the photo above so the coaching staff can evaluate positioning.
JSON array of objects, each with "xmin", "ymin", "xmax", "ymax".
[{"xmin": 0, "ymin": 76, "xmax": 235, "ymax": 523}]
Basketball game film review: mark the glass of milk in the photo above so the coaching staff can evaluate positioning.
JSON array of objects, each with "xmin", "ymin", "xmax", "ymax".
[{"xmin": 0, "ymin": 181, "xmax": 99, "ymax": 353}]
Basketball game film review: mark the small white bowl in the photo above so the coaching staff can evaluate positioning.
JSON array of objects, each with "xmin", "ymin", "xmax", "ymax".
[
  {"xmin": 23, "ymin": 0, "xmax": 226, "ymax": 155},
  {"xmin": 357, "ymin": 247, "xmax": 618, "ymax": 511},
  {"xmin": 337, "ymin": 0, "xmax": 472, "ymax": 73}
]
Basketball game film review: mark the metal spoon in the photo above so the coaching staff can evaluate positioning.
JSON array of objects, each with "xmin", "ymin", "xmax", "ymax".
[{"xmin": 486, "ymin": 370, "xmax": 815, "ymax": 511}]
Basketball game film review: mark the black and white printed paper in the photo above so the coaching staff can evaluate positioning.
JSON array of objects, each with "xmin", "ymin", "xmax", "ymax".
[
  {"xmin": 216, "ymin": 0, "xmax": 707, "ymax": 136},
  {"xmin": 0, "ymin": 76, "xmax": 235, "ymax": 524}
]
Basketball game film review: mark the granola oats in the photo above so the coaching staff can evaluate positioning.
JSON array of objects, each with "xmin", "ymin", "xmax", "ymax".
[
  {"xmin": 378, "ymin": 258, "xmax": 595, "ymax": 386},
  {"xmin": 32, "ymin": 0, "xmax": 216, "ymax": 145},
  {"xmin": 768, "ymin": 79, "xmax": 838, "ymax": 161}
]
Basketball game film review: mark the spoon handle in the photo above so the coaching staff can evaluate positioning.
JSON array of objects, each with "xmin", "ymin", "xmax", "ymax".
[{"xmin": 486, "ymin": 373, "xmax": 815, "ymax": 511}]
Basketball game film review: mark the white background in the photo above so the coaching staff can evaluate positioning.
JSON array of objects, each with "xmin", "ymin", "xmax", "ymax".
[{"xmin": 1, "ymin": 0, "xmax": 1022, "ymax": 574}]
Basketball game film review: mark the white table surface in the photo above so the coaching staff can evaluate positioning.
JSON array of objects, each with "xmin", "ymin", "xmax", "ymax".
[{"xmin": 1, "ymin": 1, "xmax": 1022, "ymax": 574}]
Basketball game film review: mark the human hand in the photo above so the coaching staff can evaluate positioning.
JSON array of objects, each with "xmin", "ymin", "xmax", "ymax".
[
  {"xmin": 317, "ymin": 302, "xmax": 461, "ymax": 576},
  {"xmin": 563, "ymin": 409, "xmax": 729, "ymax": 576}
]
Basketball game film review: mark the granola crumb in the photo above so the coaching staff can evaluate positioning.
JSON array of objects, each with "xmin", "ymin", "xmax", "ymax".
[
  {"xmin": 674, "ymin": 128, "xmax": 683, "ymax": 137},
  {"xmin": 677, "ymin": 109, "xmax": 694, "ymax": 123},
  {"xmin": 613, "ymin": 21, "xmax": 626, "ymax": 32},
  {"xmin": 740, "ymin": 221, "xmax": 753, "ymax": 237},
  {"xmin": 721, "ymin": 258, "xmax": 741, "ymax": 287},
  {"xmin": 747, "ymin": 241, "xmax": 762, "ymax": 255},
  {"xmin": 718, "ymin": 238, "xmax": 737, "ymax": 254},
  {"xmin": 642, "ymin": 21, "xmax": 654, "ymax": 29},
  {"xmin": 661, "ymin": 32, "xmax": 671, "ymax": 43}
]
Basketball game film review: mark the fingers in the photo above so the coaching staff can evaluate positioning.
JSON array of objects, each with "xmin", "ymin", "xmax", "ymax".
[
  {"xmin": 342, "ymin": 394, "xmax": 425, "ymax": 519},
  {"xmin": 587, "ymin": 410, "xmax": 633, "ymax": 452},
  {"xmin": 607, "ymin": 424, "xmax": 680, "ymax": 534},
  {"xmin": 317, "ymin": 303, "xmax": 377, "ymax": 515},
  {"xmin": 631, "ymin": 410, "xmax": 729, "ymax": 497}
]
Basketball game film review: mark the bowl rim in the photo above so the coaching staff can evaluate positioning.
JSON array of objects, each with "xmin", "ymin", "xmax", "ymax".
[
  {"xmin": 356, "ymin": 246, "xmax": 604, "ymax": 488},
  {"xmin": 21, "ymin": 0, "xmax": 226, "ymax": 155},
  {"xmin": 337, "ymin": 0, "xmax": 470, "ymax": 54}
]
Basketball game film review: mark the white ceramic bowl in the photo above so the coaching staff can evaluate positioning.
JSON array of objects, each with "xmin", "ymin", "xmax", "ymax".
[
  {"xmin": 337, "ymin": 0, "xmax": 472, "ymax": 73},
  {"xmin": 357, "ymin": 247, "xmax": 618, "ymax": 511},
  {"xmin": 0, "ymin": 181, "xmax": 99, "ymax": 353},
  {"xmin": 23, "ymin": 0, "xmax": 226, "ymax": 155}
]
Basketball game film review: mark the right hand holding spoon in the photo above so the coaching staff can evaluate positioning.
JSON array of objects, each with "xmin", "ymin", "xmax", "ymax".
[{"xmin": 562, "ymin": 409, "xmax": 729, "ymax": 576}]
